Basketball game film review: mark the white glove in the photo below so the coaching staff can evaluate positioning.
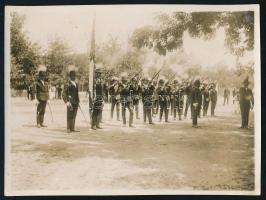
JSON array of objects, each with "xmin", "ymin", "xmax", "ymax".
[
  {"xmin": 66, "ymin": 102, "xmax": 72, "ymax": 107},
  {"xmin": 193, "ymin": 103, "xmax": 198, "ymax": 107},
  {"xmin": 34, "ymin": 99, "xmax": 39, "ymax": 106}
]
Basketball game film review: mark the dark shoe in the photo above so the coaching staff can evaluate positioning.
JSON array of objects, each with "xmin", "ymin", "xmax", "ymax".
[
  {"xmin": 91, "ymin": 127, "xmax": 96, "ymax": 130},
  {"xmin": 129, "ymin": 125, "xmax": 135, "ymax": 128},
  {"xmin": 96, "ymin": 126, "xmax": 103, "ymax": 129},
  {"xmin": 71, "ymin": 130, "xmax": 80, "ymax": 132},
  {"xmin": 149, "ymin": 122, "xmax": 155, "ymax": 125},
  {"xmin": 40, "ymin": 124, "xmax": 47, "ymax": 127}
]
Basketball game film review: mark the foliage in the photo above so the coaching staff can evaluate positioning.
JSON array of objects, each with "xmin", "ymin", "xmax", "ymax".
[
  {"xmin": 10, "ymin": 12, "xmax": 41, "ymax": 89},
  {"xmin": 131, "ymin": 11, "xmax": 254, "ymax": 57}
]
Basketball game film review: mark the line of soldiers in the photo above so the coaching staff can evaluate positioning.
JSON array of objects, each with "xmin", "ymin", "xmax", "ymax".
[
  {"xmin": 100, "ymin": 72, "xmax": 219, "ymax": 128},
  {"xmin": 31, "ymin": 65, "xmax": 253, "ymax": 132}
]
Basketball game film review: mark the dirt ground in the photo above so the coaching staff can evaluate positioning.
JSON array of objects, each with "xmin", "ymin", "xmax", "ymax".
[{"xmin": 6, "ymin": 94, "xmax": 255, "ymax": 194}]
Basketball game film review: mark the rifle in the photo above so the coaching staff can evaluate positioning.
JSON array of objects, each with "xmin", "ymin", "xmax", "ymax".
[
  {"xmin": 150, "ymin": 67, "xmax": 163, "ymax": 84},
  {"xmin": 165, "ymin": 73, "xmax": 176, "ymax": 85}
]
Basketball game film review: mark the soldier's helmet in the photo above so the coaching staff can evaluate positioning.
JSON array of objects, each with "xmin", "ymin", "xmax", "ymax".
[
  {"xmin": 173, "ymin": 79, "xmax": 179, "ymax": 84},
  {"xmin": 131, "ymin": 77, "xmax": 137, "ymax": 82},
  {"xmin": 158, "ymin": 78, "xmax": 165, "ymax": 85},
  {"xmin": 194, "ymin": 79, "xmax": 200, "ymax": 87},
  {"xmin": 121, "ymin": 72, "xmax": 128, "ymax": 84}
]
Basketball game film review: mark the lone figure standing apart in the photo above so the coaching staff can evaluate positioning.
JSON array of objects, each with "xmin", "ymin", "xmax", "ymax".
[
  {"xmin": 34, "ymin": 65, "xmax": 50, "ymax": 128},
  {"xmin": 62, "ymin": 66, "xmax": 80, "ymax": 133},
  {"xmin": 191, "ymin": 79, "xmax": 201, "ymax": 128},
  {"xmin": 239, "ymin": 77, "xmax": 254, "ymax": 128}
]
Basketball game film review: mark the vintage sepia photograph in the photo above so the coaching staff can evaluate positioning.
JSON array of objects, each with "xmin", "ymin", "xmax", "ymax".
[{"xmin": 4, "ymin": 4, "xmax": 261, "ymax": 196}]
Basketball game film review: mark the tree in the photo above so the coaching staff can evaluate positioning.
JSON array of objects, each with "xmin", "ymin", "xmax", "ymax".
[
  {"xmin": 131, "ymin": 11, "xmax": 254, "ymax": 57},
  {"xmin": 10, "ymin": 12, "xmax": 41, "ymax": 89},
  {"xmin": 45, "ymin": 38, "xmax": 72, "ymax": 85}
]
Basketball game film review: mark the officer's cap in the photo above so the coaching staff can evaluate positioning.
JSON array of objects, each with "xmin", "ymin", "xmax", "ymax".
[
  {"xmin": 68, "ymin": 65, "xmax": 77, "ymax": 77},
  {"xmin": 38, "ymin": 65, "xmax": 47, "ymax": 77},
  {"xmin": 243, "ymin": 77, "xmax": 250, "ymax": 85}
]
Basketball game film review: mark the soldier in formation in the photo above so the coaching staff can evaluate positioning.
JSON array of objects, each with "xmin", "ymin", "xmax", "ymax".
[{"xmin": 28, "ymin": 65, "xmax": 252, "ymax": 132}]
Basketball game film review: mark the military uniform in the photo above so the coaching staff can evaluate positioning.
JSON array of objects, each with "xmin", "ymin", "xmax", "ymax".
[
  {"xmin": 191, "ymin": 80, "xmax": 201, "ymax": 127},
  {"xmin": 209, "ymin": 84, "xmax": 218, "ymax": 117},
  {"xmin": 142, "ymin": 80, "xmax": 155, "ymax": 124},
  {"xmin": 157, "ymin": 80, "xmax": 170, "ymax": 122},
  {"xmin": 132, "ymin": 80, "xmax": 141, "ymax": 119},
  {"xmin": 120, "ymin": 79, "xmax": 134, "ymax": 127},
  {"xmin": 62, "ymin": 71, "xmax": 80, "ymax": 132},
  {"xmin": 184, "ymin": 82, "xmax": 192, "ymax": 119},
  {"xmin": 109, "ymin": 79, "xmax": 120, "ymax": 121},
  {"xmin": 91, "ymin": 81, "xmax": 104, "ymax": 129},
  {"xmin": 202, "ymin": 86, "xmax": 210, "ymax": 116},
  {"xmin": 34, "ymin": 73, "xmax": 50, "ymax": 127},
  {"xmin": 239, "ymin": 78, "xmax": 254, "ymax": 128},
  {"xmin": 173, "ymin": 85, "xmax": 184, "ymax": 120}
]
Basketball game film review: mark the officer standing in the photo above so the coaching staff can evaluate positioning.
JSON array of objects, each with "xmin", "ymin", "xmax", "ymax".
[
  {"xmin": 120, "ymin": 74, "xmax": 134, "ymax": 127},
  {"xmin": 239, "ymin": 78, "xmax": 254, "ymax": 128},
  {"xmin": 62, "ymin": 66, "xmax": 80, "ymax": 133},
  {"xmin": 33, "ymin": 65, "xmax": 50, "ymax": 128},
  {"xmin": 191, "ymin": 79, "xmax": 201, "ymax": 128},
  {"xmin": 209, "ymin": 83, "xmax": 218, "ymax": 117}
]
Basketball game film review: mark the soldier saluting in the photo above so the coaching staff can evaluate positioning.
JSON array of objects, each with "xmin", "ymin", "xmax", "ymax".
[
  {"xmin": 62, "ymin": 66, "xmax": 80, "ymax": 133},
  {"xmin": 239, "ymin": 77, "xmax": 254, "ymax": 129},
  {"xmin": 33, "ymin": 65, "xmax": 50, "ymax": 128}
]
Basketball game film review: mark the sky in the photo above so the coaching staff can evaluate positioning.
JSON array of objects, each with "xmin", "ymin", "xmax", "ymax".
[{"xmin": 7, "ymin": 5, "xmax": 254, "ymax": 69}]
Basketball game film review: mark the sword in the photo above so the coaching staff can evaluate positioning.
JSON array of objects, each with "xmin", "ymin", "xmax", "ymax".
[
  {"xmin": 78, "ymin": 104, "xmax": 90, "ymax": 127},
  {"xmin": 47, "ymin": 102, "xmax": 54, "ymax": 123}
]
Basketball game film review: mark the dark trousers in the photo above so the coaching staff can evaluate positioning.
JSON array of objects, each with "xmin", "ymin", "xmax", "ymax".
[
  {"xmin": 184, "ymin": 97, "xmax": 191, "ymax": 118},
  {"xmin": 240, "ymin": 103, "xmax": 250, "ymax": 128},
  {"xmin": 91, "ymin": 108, "xmax": 102, "ymax": 128},
  {"xmin": 211, "ymin": 101, "xmax": 217, "ymax": 116},
  {"xmin": 58, "ymin": 91, "xmax": 62, "ymax": 99},
  {"xmin": 170, "ymin": 99, "xmax": 174, "ymax": 116},
  {"xmin": 67, "ymin": 104, "xmax": 78, "ymax": 130},
  {"xmin": 203, "ymin": 101, "xmax": 209, "ymax": 116},
  {"xmin": 122, "ymin": 103, "xmax": 133, "ymax": 126},
  {"xmin": 198, "ymin": 105, "xmax": 202, "ymax": 118},
  {"xmin": 191, "ymin": 105, "xmax": 199, "ymax": 126},
  {"xmin": 143, "ymin": 106, "xmax": 152, "ymax": 124},
  {"xmin": 224, "ymin": 96, "xmax": 229, "ymax": 105},
  {"xmin": 135, "ymin": 104, "xmax": 139, "ymax": 119},
  {"xmin": 159, "ymin": 102, "xmax": 168, "ymax": 122},
  {"xmin": 111, "ymin": 98, "xmax": 120, "ymax": 120},
  {"xmin": 173, "ymin": 107, "xmax": 182, "ymax": 120},
  {"xmin": 152, "ymin": 99, "xmax": 159, "ymax": 115},
  {"xmin": 37, "ymin": 100, "xmax": 47, "ymax": 125}
]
